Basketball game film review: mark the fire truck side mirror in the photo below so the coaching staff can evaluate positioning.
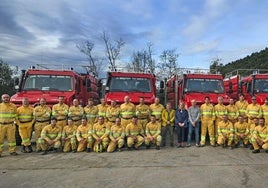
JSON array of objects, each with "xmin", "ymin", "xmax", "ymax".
[{"xmin": 159, "ymin": 80, "xmax": 165, "ymax": 93}]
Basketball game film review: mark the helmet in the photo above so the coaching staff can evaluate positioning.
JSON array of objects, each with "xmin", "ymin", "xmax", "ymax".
[{"xmin": 94, "ymin": 143, "xmax": 103, "ymax": 153}]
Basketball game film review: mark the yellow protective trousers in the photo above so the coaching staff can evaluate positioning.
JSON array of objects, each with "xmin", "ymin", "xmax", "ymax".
[
  {"xmin": 137, "ymin": 119, "xmax": 148, "ymax": 131},
  {"xmin": 127, "ymin": 135, "xmax": 144, "ymax": 148},
  {"xmin": 121, "ymin": 119, "xmax": 132, "ymax": 131},
  {"xmin": 0, "ymin": 123, "xmax": 16, "ymax": 154},
  {"xmin": 56, "ymin": 120, "xmax": 67, "ymax": 131},
  {"xmin": 63, "ymin": 138, "xmax": 77, "ymax": 152},
  {"xmin": 200, "ymin": 119, "xmax": 215, "ymax": 145},
  {"xmin": 145, "ymin": 135, "xmax": 162, "ymax": 146},
  {"xmin": 217, "ymin": 134, "xmax": 234, "ymax": 146},
  {"xmin": 35, "ymin": 122, "xmax": 49, "ymax": 151},
  {"xmin": 107, "ymin": 138, "xmax": 124, "ymax": 153},
  {"xmin": 40, "ymin": 139, "xmax": 61, "ymax": 151},
  {"xmin": 77, "ymin": 136, "xmax": 93, "ymax": 152},
  {"xmin": 19, "ymin": 122, "xmax": 33, "ymax": 146}
]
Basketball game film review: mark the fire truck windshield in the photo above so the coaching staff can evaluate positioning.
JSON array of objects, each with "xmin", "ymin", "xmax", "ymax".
[
  {"xmin": 254, "ymin": 79, "xmax": 268, "ymax": 93},
  {"xmin": 23, "ymin": 75, "xmax": 73, "ymax": 91},
  {"xmin": 109, "ymin": 77, "xmax": 152, "ymax": 92},
  {"xmin": 186, "ymin": 78, "xmax": 224, "ymax": 93}
]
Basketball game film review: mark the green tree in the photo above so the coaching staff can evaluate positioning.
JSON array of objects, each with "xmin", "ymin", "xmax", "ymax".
[{"xmin": 0, "ymin": 59, "xmax": 15, "ymax": 96}]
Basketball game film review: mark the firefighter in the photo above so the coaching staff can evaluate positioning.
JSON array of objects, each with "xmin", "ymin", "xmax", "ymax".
[
  {"xmin": 246, "ymin": 96, "xmax": 261, "ymax": 125},
  {"xmin": 251, "ymin": 118, "xmax": 268, "ymax": 153},
  {"xmin": 136, "ymin": 97, "xmax": 150, "ymax": 131},
  {"xmin": 145, "ymin": 115, "xmax": 162, "ymax": 150},
  {"xmin": 106, "ymin": 100, "xmax": 120, "ymax": 128},
  {"xmin": 107, "ymin": 117, "xmax": 125, "ymax": 152},
  {"xmin": 84, "ymin": 98, "xmax": 98, "ymax": 125},
  {"xmin": 261, "ymin": 97, "xmax": 268, "ymax": 124},
  {"xmin": 200, "ymin": 96, "xmax": 216, "ymax": 147},
  {"xmin": 226, "ymin": 98, "xmax": 239, "ymax": 124},
  {"xmin": 68, "ymin": 99, "xmax": 84, "ymax": 126},
  {"xmin": 217, "ymin": 114, "xmax": 234, "ymax": 148},
  {"xmin": 0, "ymin": 94, "xmax": 18, "ymax": 157},
  {"xmin": 52, "ymin": 96, "xmax": 69, "ymax": 130},
  {"xmin": 233, "ymin": 115, "xmax": 249, "ymax": 148},
  {"xmin": 39, "ymin": 117, "xmax": 61, "ymax": 155},
  {"xmin": 161, "ymin": 102, "xmax": 175, "ymax": 147},
  {"xmin": 235, "ymin": 94, "xmax": 248, "ymax": 120},
  {"xmin": 62, "ymin": 118, "xmax": 77, "ymax": 153},
  {"xmin": 97, "ymin": 98, "xmax": 109, "ymax": 120},
  {"xmin": 149, "ymin": 97, "xmax": 164, "ymax": 124},
  {"xmin": 214, "ymin": 96, "xmax": 227, "ymax": 144},
  {"xmin": 34, "ymin": 98, "xmax": 51, "ymax": 152},
  {"xmin": 16, "ymin": 97, "xmax": 34, "ymax": 153},
  {"xmin": 248, "ymin": 118, "xmax": 259, "ymax": 150},
  {"xmin": 125, "ymin": 116, "xmax": 145, "ymax": 150},
  {"xmin": 76, "ymin": 117, "xmax": 92, "ymax": 152},
  {"xmin": 120, "ymin": 96, "xmax": 136, "ymax": 130},
  {"xmin": 92, "ymin": 116, "xmax": 110, "ymax": 152}
]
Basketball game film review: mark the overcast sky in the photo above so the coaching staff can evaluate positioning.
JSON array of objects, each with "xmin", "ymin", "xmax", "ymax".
[{"xmin": 1, "ymin": 0, "xmax": 268, "ymax": 71}]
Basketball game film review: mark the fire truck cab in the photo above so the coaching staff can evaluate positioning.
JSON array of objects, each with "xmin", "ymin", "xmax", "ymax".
[
  {"xmin": 104, "ymin": 71, "xmax": 156, "ymax": 105},
  {"xmin": 165, "ymin": 69, "xmax": 229, "ymax": 108}
]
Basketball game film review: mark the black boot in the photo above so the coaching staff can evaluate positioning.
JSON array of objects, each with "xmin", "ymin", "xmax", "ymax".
[
  {"xmin": 21, "ymin": 146, "xmax": 27, "ymax": 153},
  {"xmin": 86, "ymin": 148, "xmax": 91, "ymax": 153},
  {"xmin": 27, "ymin": 146, "xmax": 33, "ymax": 153}
]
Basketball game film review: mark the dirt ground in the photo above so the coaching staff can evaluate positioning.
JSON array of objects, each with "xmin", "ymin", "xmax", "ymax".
[{"xmin": 0, "ymin": 143, "xmax": 267, "ymax": 188}]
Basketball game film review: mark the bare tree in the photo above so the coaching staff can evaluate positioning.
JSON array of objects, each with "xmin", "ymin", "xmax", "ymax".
[
  {"xmin": 102, "ymin": 31, "xmax": 125, "ymax": 71},
  {"xmin": 76, "ymin": 40, "xmax": 99, "ymax": 77},
  {"xmin": 146, "ymin": 42, "xmax": 155, "ymax": 74},
  {"xmin": 159, "ymin": 49, "xmax": 179, "ymax": 77},
  {"xmin": 129, "ymin": 50, "xmax": 147, "ymax": 72}
]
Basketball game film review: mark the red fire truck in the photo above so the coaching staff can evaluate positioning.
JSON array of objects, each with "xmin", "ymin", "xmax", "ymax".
[
  {"xmin": 224, "ymin": 69, "xmax": 268, "ymax": 104},
  {"xmin": 165, "ymin": 68, "xmax": 229, "ymax": 108},
  {"xmin": 104, "ymin": 71, "xmax": 156, "ymax": 105},
  {"xmin": 11, "ymin": 65, "xmax": 100, "ymax": 107}
]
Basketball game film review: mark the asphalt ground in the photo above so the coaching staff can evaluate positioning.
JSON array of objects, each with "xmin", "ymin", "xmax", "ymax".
[{"xmin": 0, "ymin": 143, "xmax": 267, "ymax": 188}]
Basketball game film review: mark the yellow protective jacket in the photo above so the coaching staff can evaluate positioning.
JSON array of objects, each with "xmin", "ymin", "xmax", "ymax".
[
  {"xmin": 145, "ymin": 121, "xmax": 161, "ymax": 139},
  {"xmin": 246, "ymin": 104, "xmax": 261, "ymax": 119},
  {"xmin": 106, "ymin": 106, "xmax": 120, "ymax": 122},
  {"xmin": 110, "ymin": 124, "xmax": 125, "ymax": 140},
  {"xmin": 84, "ymin": 105, "xmax": 98, "ymax": 123},
  {"xmin": 125, "ymin": 122, "xmax": 144, "ymax": 136},
  {"xmin": 62, "ymin": 125, "xmax": 77, "ymax": 140},
  {"xmin": 161, "ymin": 109, "xmax": 175, "ymax": 127},
  {"xmin": 217, "ymin": 120, "xmax": 234, "ymax": 136},
  {"xmin": 226, "ymin": 104, "xmax": 239, "ymax": 122},
  {"xmin": 16, "ymin": 105, "xmax": 34, "ymax": 125},
  {"xmin": 253, "ymin": 125, "xmax": 268, "ymax": 142},
  {"xmin": 136, "ymin": 104, "xmax": 150, "ymax": 119},
  {"xmin": 261, "ymin": 104, "xmax": 268, "ymax": 123},
  {"xmin": 76, "ymin": 124, "xmax": 90, "ymax": 141},
  {"xmin": 149, "ymin": 103, "xmax": 164, "ymax": 120},
  {"xmin": 0, "ymin": 102, "xmax": 17, "ymax": 123},
  {"xmin": 34, "ymin": 105, "xmax": 51, "ymax": 122},
  {"xmin": 92, "ymin": 122, "xmax": 110, "ymax": 139},
  {"xmin": 97, "ymin": 104, "xmax": 109, "ymax": 117},
  {"xmin": 234, "ymin": 122, "xmax": 249, "ymax": 136},
  {"xmin": 120, "ymin": 102, "xmax": 135, "ymax": 119},
  {"xmin": 41, "ymin": 124, "xmax": 61, "ymax": 142},
  {"xmin": 200, "ymin": 103, "xmax": 215, "ymax": 121},
  {"xmin": 52, "ymin": 103, "xmax": 69, "ymax": 120},
  {"xmin": 235, "ymin": 100, "xmax": 248, "ymax": 116},
  {"xmin": 214, "ymin": 103, "xmax": 227, "ymax": 121},
  {"xmin": 68, "ymin": 106, "xmax": 84, "ymax": 121}
]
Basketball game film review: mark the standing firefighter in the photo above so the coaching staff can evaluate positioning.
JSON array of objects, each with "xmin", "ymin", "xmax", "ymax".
[
  {"xmin": 120, "ymin": 96, "xmax": 136, "ymax": 130},
  {"xmin": 84, "ymin": 98, "xmax": 98, "ymax": 125},
  {"xmin": 149, "ymin": 97, "xmax": 164, "ymax": 123},
  {"xmin": 33, "ymin": 98, "xmax": 51, "ymax": 152},
  {"xmin": 52, "ymin": 96, "xmax": 69, "ymax": 130},
  {"xmin": 16, "ymin": 97, "xmax": 34, "ymax": 153},
  {"xmin": 136, "ymin": 97, "xmax": 150, "ymax": 131},
  {"xmin": 161, "ymin": 102, "xmax": 175, "ymax": 147},
  {"xmin": 214, "ymin": 96, "xmax": 227, "ymax": 143},
  {"xmin": 68, "ymin": 99, "xmax": 84, "ymax": 126},
  {"xmin": 200, "ymin": 96, "xmax": 216, "ymax": 147},
  {"xmin": 0, "ymin": 94, "xmax": 18, "ymax": 157},
  {"xmin": 246, "ymin": 96, "xmax": 261, "ymax": 125}
]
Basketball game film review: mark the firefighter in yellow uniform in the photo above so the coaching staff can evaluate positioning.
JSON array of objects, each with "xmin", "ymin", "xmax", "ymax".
[
  {"xmin": 248, "ymin": 117, "xmax": 259, "ymax": 150},
  {"xmin": 39, "ymin": 117, "xmax": 61, "ymax": 155},
  {"xmin": 92, "ymin": 116, "xmax": 110, "ymax": 152},
  {"xmin": 214, "ymin": 96, "xmax": 227, "ymax": 143},
  {"xmin": 120, "ymin": 96, "xmax": 136, "ymax": 130},
  {"xmin": 226, "ymin": 98, "xmax": 239, "ymax": 125},
  {"xmin": 261, "ymin": 97, "xmax": 268, "ymax": 124},
  {"xmin": 106, "ymin": 100, "xmax": 120, "ymax": 128},
  {"xmin": 246, "ymin": 96, "xmax": 261, "ymax": 125},
  {"xmin": 200, "ymin": 96, "xmax": 216, "ymax": 147},
  {"xmin": 16, "ymin": 97, "xmax": 34, "ymax": 153},
  {"xmin": 68, "ymin": 99, "xmax": 84, "ymax": 126},
  {"xmin": 125, "ymin": 116, "xmax": 145, "ymax": 150},
  {"xmin": 62, "ymin": 118, "xmax": 77, "ymax": 153},
  {"xmin": 251, "ymin": 118, "xmax": 268, "ymax": 153},
  {"xmin": 34, "ymin": 98, "xmax": 51, "ymax": 152},
  {"xmin": 107, "ymin": 117, "xmax": 125, "ymax": 152},
  {"xmin": 161, "ymin": 102, "xmax": 175, "ymax": 147},
  {"xmin": 136, "ymin": 97, "xmax": 150, "ymax": 131},
  {"xmin": 145, "ymin": 115, "xmax": 162, "ymax": 150},
  {"xmin": 235, "ymin": 94, "xmax": 248, "ymax": 120},
  {"xmin": 84, "ymin": 98, "xmax": 98, "ymax": 125},
  {"xmin": 76, "ymin": 117, "xmax": 92, "ymax": 152},
  {"xmin": 233, "ymin": 115, "xmax": 249, "ymax": 147},
  {"xmin": 149, "ymin": 97, "xmax": 164, "ymax": 123},
  {"xmin": 217, "ymin": 114, "xmax": 234, "ymax": 148},
  {"xmin": 52, "ymin": 96, "xmax": 69, "ymax": 130},
  {"xmin": 97, "ymin": 98, "xmax": 109, "ymax": 120},
  {"xmin": 0, "ymin": 94, "xmax": 18, "ymax": 157}
]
